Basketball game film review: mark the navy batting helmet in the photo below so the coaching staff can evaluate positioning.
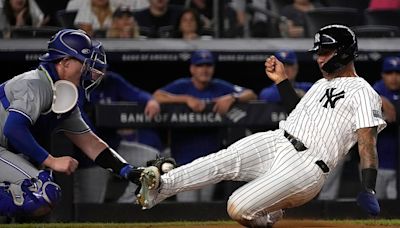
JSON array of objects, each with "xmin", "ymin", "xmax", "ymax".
[
  {"xmin": 39, "ymin": 29, "xmax": 93, "ymax": 63},
  {"xmin": 309, "ymin": 24, "xmax": 358, "ymax": 73}
]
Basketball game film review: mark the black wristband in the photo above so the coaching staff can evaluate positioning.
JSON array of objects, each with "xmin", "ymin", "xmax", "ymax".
[
  {"xmin": 276, "ymin": 79, "xmax": 300, "ymax": 113},
  {"xmin": 361, "ymin": 168, "xmax": 377, "ymax": 192},
  {"xmin": 94, "ymin": 147, "xmax": 128, "ymax": 175}
]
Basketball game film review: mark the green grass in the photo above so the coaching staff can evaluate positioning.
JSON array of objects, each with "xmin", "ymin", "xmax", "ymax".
[
  {"xmin": 0, "ymin": 221, "xmax": 236, "ymax": 228},
  {"xmin": 2, "ymin": 220, "xmax": 400, "ymax": 228},
  {"xmin": 335, "ymin": 219, "xmax": 400, "ymax": 225}
]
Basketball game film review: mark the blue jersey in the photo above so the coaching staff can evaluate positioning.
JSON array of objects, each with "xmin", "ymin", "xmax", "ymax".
[
  {"xmin": 79, "ymin": 71, "xmax": 162, "ymax": 151},
  {"xmin": 373, "ymin": 80, "xmax": 399, "ymax": 170},
  {"xmin": 259, "ymin": 82, "xmax": 313, "ymax": 103},
  {"xmin": 89, "ymin": 71, "xmax": 152, "ymax": 104},
  {"xmin": 160, "ymin": 77, "xmax": 246, "ymax": 165}
]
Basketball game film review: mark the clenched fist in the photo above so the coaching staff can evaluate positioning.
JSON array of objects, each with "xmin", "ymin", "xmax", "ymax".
[{"xmin": 265, "ymin": 55, "xmax": 288, "ymax": 84}]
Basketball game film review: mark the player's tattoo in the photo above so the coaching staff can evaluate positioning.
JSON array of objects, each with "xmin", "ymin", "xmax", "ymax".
[{"xmin": 357, "ymin": 127, "xmax": 378, "ymax": 169}]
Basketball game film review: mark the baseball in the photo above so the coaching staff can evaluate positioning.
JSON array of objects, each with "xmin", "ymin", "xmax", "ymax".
[{"xmin": 161, "ymin": 162, "xmax": 175, "ymax": 173}]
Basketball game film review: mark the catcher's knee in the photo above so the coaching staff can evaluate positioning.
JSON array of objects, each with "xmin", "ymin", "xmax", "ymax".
[{"xmin": 0, "ymin": 170, "xmax": 62, "ymax": 217}]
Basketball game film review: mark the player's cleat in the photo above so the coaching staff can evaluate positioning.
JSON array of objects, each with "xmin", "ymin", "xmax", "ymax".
[
  {"xmin": 136, "ymin": 166, "xmax": 160, "ymax": 209},
  {"xmin": 267, "ymin": 209, "xmax": 284, "ymax": 227}
]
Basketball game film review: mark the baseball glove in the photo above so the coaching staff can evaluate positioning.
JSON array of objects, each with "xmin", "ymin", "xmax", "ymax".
[{"xmin": 146, "ymin": 156, "xmax": 177, "ymax": 174}]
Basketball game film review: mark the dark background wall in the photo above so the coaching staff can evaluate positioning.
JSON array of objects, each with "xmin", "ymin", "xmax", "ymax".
[{"xmin": 0, "ymin": 55, "xmax": 384, "ymax": 95}]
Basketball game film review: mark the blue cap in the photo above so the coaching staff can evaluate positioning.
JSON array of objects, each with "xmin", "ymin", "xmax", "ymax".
[
  {"xmin": 382, "ymin": 56, "xmax": 400, "ymax": 72},
  {"xmin": 274, "ymin": 50, "xmax": 297, "ymax": 64},
  {"xmin": 191, "ymin": 50, "xmax": 215, "ymax": 65}
]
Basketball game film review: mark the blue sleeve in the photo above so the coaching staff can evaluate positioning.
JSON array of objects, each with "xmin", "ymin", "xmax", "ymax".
[
  {"xmin": 372, "ymin": 80, "xmax": 383, "ymax": 94},
  {"xmin": 213, "ymin": 79, "xmax": 243, "ymax": 94},
  {"xmin": 112, "ymin": 73, "xmax": 152, "ymax": 104},
  {"xmin": 259, "ymin": 85, "xmax": 281, "ymax": 103},
  {"xmin": 77, "ymin": 89, "xmax": 96, "ymax": 131},
  {"xmin": 160, "ymin": 79, "xmax": 188, "ymax": 94},
  {"xmin": 3, "ymin": 111, "xmax": 49, "ymax": 164},
  {"xmin": 297, "ymin": 82, "xmax": 313, "ymax": 92}
]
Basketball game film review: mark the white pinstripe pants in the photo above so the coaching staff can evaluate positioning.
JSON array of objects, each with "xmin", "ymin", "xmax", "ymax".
[{"xmin": 156, "ymin": 129, "xmax": 327, "ymax": 224}]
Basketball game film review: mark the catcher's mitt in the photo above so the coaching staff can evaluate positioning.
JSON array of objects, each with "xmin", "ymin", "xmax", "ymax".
[{"xmin": 146, "ymin": 156, "xmax": 177, "ymax": 174}]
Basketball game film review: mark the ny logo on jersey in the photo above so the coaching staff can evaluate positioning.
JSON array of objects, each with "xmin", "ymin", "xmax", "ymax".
[{"xmin": 319, "ymin": 88, "xmax": 345, "ymax": 108}]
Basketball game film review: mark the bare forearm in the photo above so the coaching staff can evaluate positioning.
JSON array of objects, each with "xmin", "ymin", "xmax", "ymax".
[
  {"xmin": 65, "ymin": 131, "xmax": 108, "ymax": 160},
  {"xmin": 357, "ymin": 127, "xmax": 378, "ymax": 169},
  {"xmin": 236, "ymin": 89, "xmax": 257, "ymax": 102},
  {"xmin": 153, "ymin": 90, "xmax": 191, "ymax": 103}
]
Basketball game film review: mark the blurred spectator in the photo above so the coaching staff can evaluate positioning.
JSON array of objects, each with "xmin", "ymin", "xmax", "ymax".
[
  {"xmin": 369, "ymin": 0, "xmax": 400, "ymax": 10},
  {"xmin": 112, "ymin": 0, "xmax": 149, "ymax": 10},
  {"xmin": 174, "ymin": 8, "xmax": 207, "ymax": 40},
  {"xmin": 372, "ymin": 56, "xmax": 400, "ymax": 199},
  {"xmin": 280, "ymin": 0, "xmax": 323, "ymax": 38},
  {"xmin": 133, "ymin": 0, "xmax": 183, "ymax": 38},
  {"xmin": 66, "ymin": 0, "xmax": 85, "ymax": 11},
  {"xmin": 186, "ymin": 0, "xmax": 242, "ymax": 37},
  {"xmin": 231, "ymin": 0, "xmax": 270, "ymax": 37},
  {"xmin": 67, "ymin": 0, "xmax": 149, "ymax": 11},
  {"xmin": 186, "ymin": 0, "xmax": 212, "ymax": 29},
  {"xmin": 34, "ymin": 0, "xmax": 69, "ymax": 26},
  {"xmin": 153, "ymin": 49, "xmax": 257, "ymax": 202},
  {"xmin": 0, "ymin": 0, "xmax": 47, "ymax": 37},
  {"xmin": 74, "ymin": 0, "xmax": 115, "ymax": 37},
  {"xmin": 107, "ymin": 6, "xmax": 140, "ymax": 38}
]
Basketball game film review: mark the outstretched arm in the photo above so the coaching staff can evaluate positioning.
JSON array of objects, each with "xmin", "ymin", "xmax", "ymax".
[
  {"xmin": 357, "ymin": 127, "xmax": 378, "ymax": 171},
  {"xmin": 265, "ymin": 55, "xmax": 300, "ymax": 113},
  {"xmin": 65, "ymin": 131, "xmax": 142, "ymax": 184},
  {"xmin": 356, "ymin": 126, "xmax": 380, "ymax": 216}
]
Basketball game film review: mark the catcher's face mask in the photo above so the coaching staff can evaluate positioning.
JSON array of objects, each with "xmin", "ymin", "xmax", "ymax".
[
  {"xmin": 52, "ymin": 80, "xmax": 78, "ymax": 114},
  {"xmin": 81, "ymin": 42, "xmax": 107, "ymax": 101}
]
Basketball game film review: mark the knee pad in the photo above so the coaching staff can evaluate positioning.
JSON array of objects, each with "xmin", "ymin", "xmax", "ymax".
[
  {"xmin": 0, "ymin": 170, "xmax": 61, "ymax": 217},
  {"xmin": 20, "ymin": 170, "xmax": 62, "ymax": 217},
  {"xmin": 0, "ymin": 182, "xmax": 19, "ymax": 217},
  {"xmin": 36, "ymin": 170, "xmax": 62, "ymax": 206}
]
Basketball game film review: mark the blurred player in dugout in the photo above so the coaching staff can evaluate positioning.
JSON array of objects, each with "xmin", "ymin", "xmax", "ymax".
[
  {"xmin": 153, "ymin": 49, "xmax": 257, "ymax": 202},
  {"xmin": 372, "ymin": 56, "xmax": 400, "ymax": 199}
]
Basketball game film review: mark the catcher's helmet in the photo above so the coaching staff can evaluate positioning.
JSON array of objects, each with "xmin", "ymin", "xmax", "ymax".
[
  {"xmin": 39, "ymin": 29, "xmax": 93, "ymax": 63},
  {"xmin": 309, "ymin": 24, "xmax": 358, "ymax": 73},
  {"xmin": 82, "ymin": 40, "xmax": 108, "ymax": 100},
  {"xmin": 92, "ymin": 40, "xmax": 108, "ymax": 72}
]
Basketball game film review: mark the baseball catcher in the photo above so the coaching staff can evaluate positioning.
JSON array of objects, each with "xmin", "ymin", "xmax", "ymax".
[{"xmin": 0, "ymin": 29, "xmax": 143, "ymax": 217}]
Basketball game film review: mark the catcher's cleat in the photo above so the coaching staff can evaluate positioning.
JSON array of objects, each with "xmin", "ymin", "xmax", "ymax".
[{"xmin": 136, "ymin": 166, "xmax": 160, "ymax": 209}]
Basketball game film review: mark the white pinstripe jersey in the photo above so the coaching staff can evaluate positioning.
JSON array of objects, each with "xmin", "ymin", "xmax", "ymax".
[{"xmin": 279, "ymin": 76, "xmax": 386, "ymax": 169}]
